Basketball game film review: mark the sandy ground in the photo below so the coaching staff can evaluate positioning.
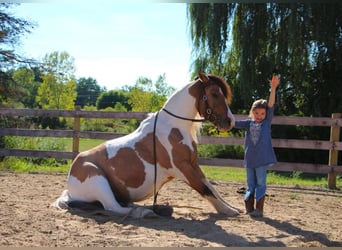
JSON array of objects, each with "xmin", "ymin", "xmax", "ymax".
[{"xmin": 0, "ymin": 172, "xmax": 341, "ymax": 247}]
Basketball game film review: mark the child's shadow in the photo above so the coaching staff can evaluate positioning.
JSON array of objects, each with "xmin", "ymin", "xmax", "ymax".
[{"xmin": 258, "ymin": 217, "xmax": 342, "ymax": 247}]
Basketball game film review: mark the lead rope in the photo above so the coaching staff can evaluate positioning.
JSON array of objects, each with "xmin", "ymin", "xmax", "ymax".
[{"xmin": 152, "ymin": 110, "xmax": 160, "ymax": 211}]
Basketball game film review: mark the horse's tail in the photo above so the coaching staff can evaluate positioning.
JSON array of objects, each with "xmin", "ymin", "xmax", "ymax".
[
  {"xmin": 51, "ymin": 189, "xmax": 105, "ymax": 211},
  {"xmin": 51, "ymin": 189, "xmax": 72, "ymax": 209}
]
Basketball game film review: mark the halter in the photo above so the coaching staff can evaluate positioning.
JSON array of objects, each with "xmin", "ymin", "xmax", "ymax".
[{"xmin": 162, "ymin": 85, "xmax": 220, "ymax": 124}]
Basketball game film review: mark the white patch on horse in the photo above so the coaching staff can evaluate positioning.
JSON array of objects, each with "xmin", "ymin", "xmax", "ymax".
[{"xmin": 105, "ymin": 133, "xmax": 139, "ymax": 159}]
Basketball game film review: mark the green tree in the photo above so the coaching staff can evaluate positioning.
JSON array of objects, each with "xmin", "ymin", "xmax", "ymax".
[
  {"xmin": 75, "ymin": 77, "xmax": 105, "ymax": 108},
  {"xmin": 155, "ymin": 73, "xmax": 175, "ymax": 98},
  {"xmin": 36, "ymin": 51, "xmax": 77, "ymax": 110},
  {"xmin": 12, "ymin": 67, "xmax": 40, "ymax": 108},
  {"xmin": 126, "ymin": 75, "xmax": 174, "ymax": 112},
  {"xmin": 0, "ymin": 3, "xmax": 35, "ymax": 106},
  {"xmin": 96, "ymin": 89, "xmax": 130, "ymax": 110}
]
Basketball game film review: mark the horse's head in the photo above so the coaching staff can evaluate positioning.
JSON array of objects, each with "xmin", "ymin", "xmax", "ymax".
[{"xmin": 191, "ymin": 71, "xmax": 235, "ymax": 131}]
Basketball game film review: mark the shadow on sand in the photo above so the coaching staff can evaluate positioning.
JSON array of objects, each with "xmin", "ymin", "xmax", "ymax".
[
  {"xmin": 66, "ymin": 204, "xmax": 287, "ymax": 247},
  {"xmin": 63, "ymin": 200, "xmax": 341, "ymax": 247}
]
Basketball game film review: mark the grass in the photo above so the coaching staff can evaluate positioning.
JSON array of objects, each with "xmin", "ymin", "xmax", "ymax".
[
  {"xmin": 60, "ymin": 138, "xmax": 106, "ymax": 152},
  {"xmin": 0, "ymin": 138, "xmax": 105, "ymax": 173},
  {"xmin": 201, "ymin": 166, "xmax": 342, "ymax": 189},
  {"xmin": 1, "ymin": 138, "xmax": 341, "ymax": 189}
]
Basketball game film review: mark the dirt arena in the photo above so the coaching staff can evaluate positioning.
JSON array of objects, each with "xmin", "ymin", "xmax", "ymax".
[{"xmin": 0, "ymin": 172, "xmax": 341, "ymax": 247}]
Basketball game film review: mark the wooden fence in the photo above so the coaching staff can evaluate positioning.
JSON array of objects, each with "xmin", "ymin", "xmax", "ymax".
[{"xmin": 1, "ymin": 107, "xmax": 341, "ymax": 189}]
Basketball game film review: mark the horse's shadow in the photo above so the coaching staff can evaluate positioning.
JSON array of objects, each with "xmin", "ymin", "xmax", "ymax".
[
  {"xmin": 64, "ymin": 202, "xmax": 342, "ymax": 247},
  {"xmin": 66, "ymin": 204, "xmax": 285, "ymax": 247},
  {"xmin": 67, "ymin": 207, "xmax": 250, "ymax": 247}
]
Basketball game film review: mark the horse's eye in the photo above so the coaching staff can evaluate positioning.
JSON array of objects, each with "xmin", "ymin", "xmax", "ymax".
[{"xmin": 212, "ymin": 92, "xmax": 219, "ymax": 98}]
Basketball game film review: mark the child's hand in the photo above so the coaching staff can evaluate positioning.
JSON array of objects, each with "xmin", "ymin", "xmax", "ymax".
[{"xmin": 270, "ymin": 75, "xmax": 280, "ymax": 89}]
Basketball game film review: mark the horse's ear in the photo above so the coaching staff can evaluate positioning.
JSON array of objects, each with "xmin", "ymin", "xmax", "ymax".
[{"xmin": 198, "ymin": 71, "xmax": 209, "ymax": 83}]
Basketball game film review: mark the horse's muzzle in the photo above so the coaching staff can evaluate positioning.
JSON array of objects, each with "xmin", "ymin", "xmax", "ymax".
[{"xmin": 216, "ymin": 117, "xmax": 232, "ymax": 132}]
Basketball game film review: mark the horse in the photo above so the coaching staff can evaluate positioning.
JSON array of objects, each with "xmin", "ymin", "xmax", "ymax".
[{"xmin": 52, "ymin": 71, "xmax": 241, "ymax": 218}]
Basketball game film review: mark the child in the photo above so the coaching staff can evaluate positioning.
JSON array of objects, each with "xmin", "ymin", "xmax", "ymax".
[{"xmin": 234, "ymin": 75, "xmax": 280, "ymax": 217}]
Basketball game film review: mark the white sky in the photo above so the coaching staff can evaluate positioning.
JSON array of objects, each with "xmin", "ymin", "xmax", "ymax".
[{"xmin": 12, "ymin": 1, "xmax": 193, "ymax": 90}]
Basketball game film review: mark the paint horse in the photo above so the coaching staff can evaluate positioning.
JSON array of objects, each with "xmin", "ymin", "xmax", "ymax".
[{"xmin": 53, "ymin": 71, "xmax": 240, "ymax": 218}]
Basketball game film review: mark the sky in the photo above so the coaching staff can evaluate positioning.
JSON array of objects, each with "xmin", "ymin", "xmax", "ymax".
[{"xmin": 12, "ymin": 1, "xmax": 193, "ymax": 90}]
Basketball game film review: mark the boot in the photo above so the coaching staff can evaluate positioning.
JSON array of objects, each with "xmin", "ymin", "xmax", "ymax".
[
  {"xmin": 244, "ymin": 195, "xmax": 254, "ymax": 214},
  {"xmin": 250, "ymin": 196, "xmax": 265, "ymax": 218}
]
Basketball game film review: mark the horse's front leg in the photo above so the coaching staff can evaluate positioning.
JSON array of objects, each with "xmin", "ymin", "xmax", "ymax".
[
  {"xmin": 201, "ymin": 178, "xmax": 243, "ymax": 215},
  {"xmin": 177, "ymin": 162, "xmax": 241, "ymax": 216}
]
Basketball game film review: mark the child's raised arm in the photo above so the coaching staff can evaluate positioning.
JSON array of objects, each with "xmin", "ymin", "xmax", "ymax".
[{"xmin": 268, "ymin": 75, "xmax": 280, "ymax": 108}]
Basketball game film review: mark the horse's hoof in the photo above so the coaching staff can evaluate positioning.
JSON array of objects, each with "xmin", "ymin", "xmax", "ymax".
[{"xmin": 153, "ymin": 204, "xmax": 173, "ymax": 217}]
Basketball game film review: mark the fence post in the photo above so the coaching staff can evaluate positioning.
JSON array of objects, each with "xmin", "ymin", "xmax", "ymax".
[
  {"xmin": 72, "ymin": 106, "xmax": 81, "ymax": 160},
  {"xmin": 328, "ymin": 113, "xmax": 341, "ymax": 189}
]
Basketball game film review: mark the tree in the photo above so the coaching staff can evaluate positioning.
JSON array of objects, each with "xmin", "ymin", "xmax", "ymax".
[
  {"xmin": 96, "ymin": 89, "xmax": 130, "ymax": 110},
  {"xmin": 124, "ymin": 74, "xmax": 174, "ymax": 112},
  {"xmin": 12, "ymin": 67, "xmax": 40, "ymax": 108},
  {"xmin": 36, "ymin": 51, "xmax": 77, "ymax": 110},
  {"xmin": 187, "ymin": 3, "xmax": 342, "ymax": 117},
  {"xmin": 75, "ymin": 77, "xmax": 105, "ymax": 108},
  {"xmin": 0, "ymin": 3, "xmax": 35, "ymax": 105},
  {"xmin": 127, "ymin": 77, "xmax": 164, "ymax": 112},
  {"xmin": 154, "ymin": 73, "xmax": 175, "ymax": 98}
]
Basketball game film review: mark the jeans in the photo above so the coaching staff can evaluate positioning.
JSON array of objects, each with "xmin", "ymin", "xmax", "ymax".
[{"xmin": 244, "ymin": 165, "xmax": 268, "ymax": 202}]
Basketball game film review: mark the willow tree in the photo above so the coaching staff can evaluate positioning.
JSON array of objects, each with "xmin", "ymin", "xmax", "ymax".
[{"xmin": 187, "ymin": 3, "xmax": 342, "ymax": 117}]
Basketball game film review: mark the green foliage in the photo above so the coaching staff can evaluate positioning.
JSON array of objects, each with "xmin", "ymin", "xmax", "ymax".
[
  {"xmin": 3, "ymin": 136, "xmax": 67, "ymax": 167},
  {"xmin": 12, "ymin": 67, "xmax": 40, "ymax": 108},
  {"xmin": 96, "ymin": 90, "xmax": 130, "ymax": 110},
  {"xmin": 80, "ymin": 106, "xmax": 137, "ymax": 133},
  {"xmin": 154, "ymin": 73, "xmax": 176, "ymax": 97},
  {"xmin": 123, "ymin": 74, "xmax": 175, "ymax": 112},
  {"xmin": 36, "ymin": 73, "xmax": 77, "ymax": 110},
  {"xmin": 198, "ymin": 144, "xmax": 243, "ymax": 159},
  {"xmin": 0, "ymin": 4, "xmax": 36, "ymax": 107},
  {"xmin": 76, "ymin": 77, "xmax": 105, "ymax": 108},
  {"xmin": 36, "ymin": 51, "xmax": 77, "ymax": 110},
  {"xmin": 0, "ymin": 157, "xmax": 71, "ymax": 173}
]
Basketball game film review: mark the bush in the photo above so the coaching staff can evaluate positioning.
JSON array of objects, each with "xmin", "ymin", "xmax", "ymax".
[
  {"xmin": 198, "ymin": 144, "xmax": 244, "ymax": 159},
  {"xmin": 3, "ymin": 136, "xmax": 67, "ymax": 166}
]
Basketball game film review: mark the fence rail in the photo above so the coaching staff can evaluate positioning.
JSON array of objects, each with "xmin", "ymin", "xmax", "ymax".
[{"xmin": 1, "ymin": 108, "xmax": 341, "ymax": 188}]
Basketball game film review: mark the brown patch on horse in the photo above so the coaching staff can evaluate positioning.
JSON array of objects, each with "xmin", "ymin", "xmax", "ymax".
[
  {"xmin": 70, "ymin": 144, "xmax": 108, "ymax": 183},
  {"xmin": 107, "ymin": 147, "xmax": 146, "ymax": 189},
  {"xmin": 168, "ymin": 128, "xmax": 205, "ymax": 179},
  {"xmin": 168, "ymin": 128, "xmax": 197, "ymax": 164},
  {"xmin": 135, "ymin": 132, "xmax": 172, "ymax": 169},
  {"xmin": 69, "ymin": 145, "xmax": 131, "ymax": 203},
  {"xmin": 168, "ymin": 128, "xmax": 215, "ymax": 197}
]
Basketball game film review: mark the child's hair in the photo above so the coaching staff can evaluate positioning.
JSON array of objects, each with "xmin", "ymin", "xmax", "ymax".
[{"xmin": 249, "ymin": 99, "xmax": 268, "ymax": 118}]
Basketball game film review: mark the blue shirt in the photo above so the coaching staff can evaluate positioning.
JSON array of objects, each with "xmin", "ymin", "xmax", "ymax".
[{"xmin": 234, "ymin": 106, "xmax": 277, "ymax": 168}]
